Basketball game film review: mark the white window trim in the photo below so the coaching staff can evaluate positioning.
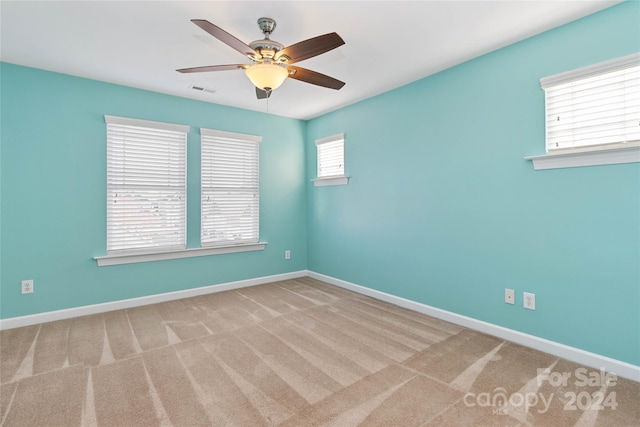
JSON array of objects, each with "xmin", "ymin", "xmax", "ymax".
[
  {"xmin": 525, "ymin": 144, "xmax": 640, "ymax": 171},
  {"xmin": 201, "ymin": 128, "xmax": 262, "ymax": 143},
  {"xmin": 99, "ymin": 118, "xmax": 267, "ymax": 265},
  {"xmin": 94, "ymin": 242, "xmax": 267, "ymax": 267},
  {"xmin": 314, "ymin": 133, "xmax": 348, "ymax": 186},
  {"xmin": 527, "ymin": 53, "xmax": 640, "ymax": 170},
  {"xmin": 105, "ymin": 115, "xmax": 190, "ymax": 134},
  {"xmin": 539, "ymin": 53, "xmax": 640, "ymax": 88},
  {"xmin": 312, "ymin": 176, "xmax": 349, "ymax": 186}
]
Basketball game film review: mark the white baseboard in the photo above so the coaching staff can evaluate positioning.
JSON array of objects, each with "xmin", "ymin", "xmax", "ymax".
[
  {"xmin": 2, "ymin": 269, "xmax": 637, "ymax": 382},
  {"xmin": 0, "ymin": 270, "xmax": 307, "ymax": 331},
  {"xmin": 308, "ymin": 271, "xmax": 640, "ymax": 382}
]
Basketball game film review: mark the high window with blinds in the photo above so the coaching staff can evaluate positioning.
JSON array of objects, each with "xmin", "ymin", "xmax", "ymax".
[
  {"xmin": 201, "ymin": 128, "xmax": 260, "ymax": 246},
  {"xmin": 105, "ymin": 115, "xmax": 188, "ymax": 254},
  {"xmin": 541, "ymin": 53, "xmax": 640, "ymax": 153},
  {"xmin": 316, "ymin": 133, "xmax": 345, "ymax": 178}
]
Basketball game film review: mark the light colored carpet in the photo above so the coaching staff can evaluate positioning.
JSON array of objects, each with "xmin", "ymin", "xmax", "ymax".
[{"xmin": 0, "ymin": 277, "xmax": 638, "ymax": 426}]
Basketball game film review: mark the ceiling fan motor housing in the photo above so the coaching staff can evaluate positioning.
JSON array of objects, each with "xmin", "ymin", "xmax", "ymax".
[
  {"xmin": 249, "ymin": 39, "xmax": 284, "ymax": 61},
  {"xmin": 250, "ymin": 18, "xmax": 287, "ymax": 62}
]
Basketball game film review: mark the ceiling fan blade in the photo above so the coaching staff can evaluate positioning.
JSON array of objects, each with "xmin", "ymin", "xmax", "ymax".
[
  {"xmin": 256, "ymin": 88, "xmax": 271, "ymax": 99},
  {"xmin": 176, "ymin": 64, "xmax": 247, "ymax": 73},
  {"xmin": 287, "ymin": 66, "xmax": 345, "ymax": 90},
  {"xmin": 191, "ymin": 19, "xmax": 258, "ymax": 58},
  {"xmin": 277, "ymin": 33, "xmax": 344, "ymax": 64}
]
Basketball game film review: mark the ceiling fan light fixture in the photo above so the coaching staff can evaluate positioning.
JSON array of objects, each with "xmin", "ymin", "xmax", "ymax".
[
  {"xmin": 180, "ymin": 18, "xmax": 346, "ymax": 99},
  {"xmin": 245, "ymin": 63, "xmax": 288, "ymax": 91}
]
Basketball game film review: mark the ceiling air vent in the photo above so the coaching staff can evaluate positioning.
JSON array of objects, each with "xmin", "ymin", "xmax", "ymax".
[{"xmin": 190, "ymin": 85, "xmax": 216, "ymax": 94}]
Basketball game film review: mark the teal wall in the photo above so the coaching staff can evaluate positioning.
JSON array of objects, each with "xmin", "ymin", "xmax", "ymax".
[
  {"xmin": 0, "ymin": 64, "xmax": 308, "ymax": 318},
  {"xmin": 306, "ymin": 2, "xmax": 640, "ymax": 365},
  {"xmin": 1, "ymin": 2, "xmax": 638, "ymax": 366}
]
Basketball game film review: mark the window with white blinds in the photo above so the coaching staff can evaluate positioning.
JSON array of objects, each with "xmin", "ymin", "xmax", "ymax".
[
  {"xmin": 105, "ymin": 115, "xmax": 188, "ymax": 254},
  {"xmin": 316, "ymin": 133, "xmax": 345, "ymax": 178},
  {"xmin": 541, "ymin": 53, "xmax": 640, "ymax": 153},
  {"xmin": 201, "ymin": 128, "xmax": 260, "ymax": 247}
]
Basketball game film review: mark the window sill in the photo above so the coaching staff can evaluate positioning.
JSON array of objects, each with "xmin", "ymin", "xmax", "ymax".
[
  {"xmin": 525, "ymin": 146, "xmax": 640, "ymax": 170},
  {"xmin": 94, "ymin": 242, "xmax": 267, "ymax": 266},
  {"xmin": 312, "ymin": 175, "xmax": 349, "ymax": 187}
]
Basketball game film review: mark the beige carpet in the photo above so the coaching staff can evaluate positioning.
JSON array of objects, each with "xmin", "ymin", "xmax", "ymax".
[{"xmin": 1, "ymin": 277, "xmax": 638, "ymax": 426}]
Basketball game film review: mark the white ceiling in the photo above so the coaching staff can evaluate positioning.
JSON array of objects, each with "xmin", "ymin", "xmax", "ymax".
[{"xmin": 1, "ymin": 1, "xmax": 620, "ymax": 120}]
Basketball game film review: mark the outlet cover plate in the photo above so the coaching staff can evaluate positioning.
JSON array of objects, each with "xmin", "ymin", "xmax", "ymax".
[
  {"xmin": 523, "ymin": 292, "xmax": 536, "ymax": 310},
  {"xmin": 505, "ymin": 288, "xmax": 515, "ymax": 304},
  {"xmin": 21, "ymin": 279, "xmax": 34, "ymax": 294}
]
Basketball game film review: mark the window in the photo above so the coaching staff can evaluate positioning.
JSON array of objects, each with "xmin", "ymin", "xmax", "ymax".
[
  {"xmin": 201, "ymin": 128, "xmax": 260, "ymax": 246},
  {"xmin": 527, "ymin": 53, "xmax": 640, "ymax": 170},
  {"xmin": 541, "ymin": 53, "xmax": 640, "ymax": 153},
  {"xmin": 314, "ymin": 133, "xmax": 348, "ymax": 186},
  {"xmin": 105, "ymin": 115, "xmax": 189, "ymax": 254}
]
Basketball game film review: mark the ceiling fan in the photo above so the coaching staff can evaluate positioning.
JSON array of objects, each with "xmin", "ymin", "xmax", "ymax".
[{"xmin": 177, "ymin": 17, "xmax": 346, "ymax": 99}]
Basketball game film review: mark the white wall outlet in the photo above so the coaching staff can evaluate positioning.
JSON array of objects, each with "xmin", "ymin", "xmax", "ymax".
[
  {"xmin": 285, "ymin": 250, "xmax": 291, "ymax": 260},
  {"xmin": 21, "ymin": 279, "xmax": 34, "ymax": 294},
  {"xmin": 505, "ymin": 288, "xmax": 515, "ymax": 304},
  {"xmin": 523, "ymin": 292, "xmax": 536, "ymax": 310}
]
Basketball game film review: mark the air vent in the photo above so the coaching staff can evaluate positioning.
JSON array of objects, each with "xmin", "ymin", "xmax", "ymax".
[{"xmin": 190, "ymin": 85, "xmax": 216, "ymax": 94}]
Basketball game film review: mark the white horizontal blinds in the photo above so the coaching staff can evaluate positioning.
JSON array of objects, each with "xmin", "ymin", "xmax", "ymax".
[
  {"xmin": 316, "ymin": 133, "xmax": 345, "ymax": 178},
  {"xmin": 541, "ymin": 53, "xmax": 640, "ymax": 152},
  {"xmin": 105, "ymin": 115, "xmax": 188, "ymax": 254},
  {"xmin": 201, "ymin": 128, "xmax": 260, "ymax": 246}
]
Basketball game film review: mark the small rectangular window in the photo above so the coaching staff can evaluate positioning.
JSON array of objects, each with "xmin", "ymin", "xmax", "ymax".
[
  {"xmin": 105, "ymin": 115, "xmax": 189, "ymax": 254},
  {"xmin": 316, "ymin": 133, "xmax": 345, "ymax": 178},
  {"xmin": 201, "ymin": 128, "xmax": 261, "ymax": 246},
  {"xmin": 541, "ymin": 53, "xmax": 640, "ymax": 153}
]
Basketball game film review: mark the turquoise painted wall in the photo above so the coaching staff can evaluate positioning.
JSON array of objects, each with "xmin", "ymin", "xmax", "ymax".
[
  {"xmin": 1, "ymin": 2, "xmax": 638, "ymax": 367},
  {"xmin": 0, "ymin": 63, "xmax": 308, "ymax": 318},
  {"xmin": 306, "ymin": 2, "xmax": 640, "ymax": 365}
]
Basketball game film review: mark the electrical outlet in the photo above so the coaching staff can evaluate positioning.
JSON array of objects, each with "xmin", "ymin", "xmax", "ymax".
[
  {"xmin": 523, "ymin": 292, "xmax": 536, "ymax": 310},
  {"xmin": 505, "ymin": 288, "xmax": 515, "ymax": 304},
  {"xmin": 285, "ymin": 250, "xmax": 291, "ymax": 260},
  {"xmin": 21, "ymin": 280, "xmax": 34, "ymax": 294}
]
